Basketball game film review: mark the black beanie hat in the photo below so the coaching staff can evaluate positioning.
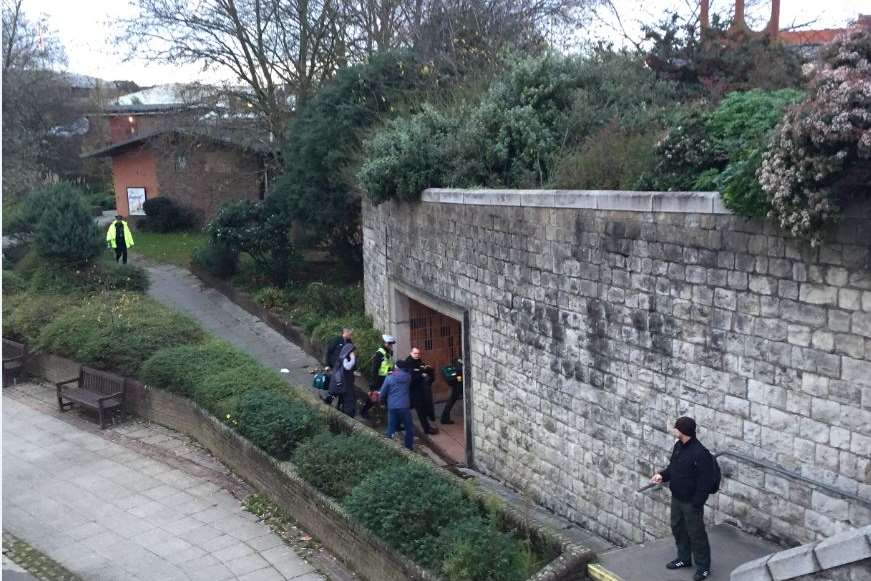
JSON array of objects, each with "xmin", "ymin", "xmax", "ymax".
[{"xmin": 674, "ymin": 416, "xmax": 697, "ymax": 438}]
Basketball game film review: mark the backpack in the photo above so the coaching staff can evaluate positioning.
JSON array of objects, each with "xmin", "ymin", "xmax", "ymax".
[
  {"xmin": 312, "ymin": 372, "xmax": 329, "ymax": 390},
  {"xmin": 710, "ymin": 455, "xmax": 722, "ymax": 494}
]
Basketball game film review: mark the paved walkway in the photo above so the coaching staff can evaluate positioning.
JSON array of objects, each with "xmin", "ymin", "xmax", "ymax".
[
  {"xmin": 3, "ymin": 383, "xmax": 328, "ymax": 581},
  {"xmin": 145, "ymin": 264, "xmax": 318, "ymax": 388}
]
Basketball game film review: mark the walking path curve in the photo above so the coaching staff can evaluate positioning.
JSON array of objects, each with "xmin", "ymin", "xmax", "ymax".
[{"xmin": 144, "ymin": 263, "xmax": 318, "ymax": 387}]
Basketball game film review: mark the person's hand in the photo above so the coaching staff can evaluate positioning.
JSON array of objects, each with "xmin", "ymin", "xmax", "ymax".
[{"xmin": 650, "ymin": 473, "xmax": 663, "ymax": 485}]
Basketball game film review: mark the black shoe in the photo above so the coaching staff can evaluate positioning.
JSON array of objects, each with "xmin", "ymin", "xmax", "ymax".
[
  {"xmin": 441, "ymin": 418, "xmax": 454, "ymax": 424},
  {"xmin": 425, "ymin": 427, "xmax": 439, "ymax": 435},
  {"xmin": 666, "ymin": 559, "xmax": 692, "ymax": 570},
  {"xmin": 693, "ymin": 569, "xmax": 710, "ymax": 581}
]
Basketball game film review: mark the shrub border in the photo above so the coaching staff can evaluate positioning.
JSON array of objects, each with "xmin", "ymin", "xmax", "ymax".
[{"xmin": 25, "ymin": 351, "xmax": 594, "ymax": 581}]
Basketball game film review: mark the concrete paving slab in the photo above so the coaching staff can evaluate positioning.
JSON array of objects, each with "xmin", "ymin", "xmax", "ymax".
[
  {"xmin": 4, "ymin": 386, "xmax": 326, "ymax": 581},
  {"xmin": 597, "ymin": 523, "xmax": 783, "ymax": 581}
]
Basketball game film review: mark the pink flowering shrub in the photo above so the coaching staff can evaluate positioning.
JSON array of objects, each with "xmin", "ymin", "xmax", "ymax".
[{"xmin": 759, "ymin": 29, "xmax": 871, "ymax": 245}]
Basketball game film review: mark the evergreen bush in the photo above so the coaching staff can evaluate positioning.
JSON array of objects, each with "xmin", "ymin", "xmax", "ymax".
[
  {"xmin": 293, "ymin": 431, "xmax": 406, "ymax": 499},
  {"xmin": 34, "ymin": 185, "xmax": 102, "ymax": 264},
  {"xmin": 343, "ymin": 462, "xmax": 477, "ymax": 565},
  {"xmin": 191, "ymin": 363, "xmax": 286, "ymax": 417},
  {"xmin": 36, "ymin": 293, "xmax": 204, "ymax": 376},
  {"xmin": 192, "ymin": 242, "xmax": 239, "ymax": 279},
  {"xmin": 140, "ymin": 341, "xmax": 256, "ymax": 396},
  {"xmin": 436, "ymin": 516, "xmax": 531, "ymax": 581},
  {"xmin": 232, "ymin": 389, "xmax": 326, "ymax": 460},
  {"xmin": 140, "ymin": 197, "xmax": 197, "ymax": 232},
  {"xmin": 2, "ymin": 293, "xmax": 78, "ymax": 344}
]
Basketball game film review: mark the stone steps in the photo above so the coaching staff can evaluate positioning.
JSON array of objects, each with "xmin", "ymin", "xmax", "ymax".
[{"xmin": 590, "ymin": 524, "xmax": 782, "ymax": 581}]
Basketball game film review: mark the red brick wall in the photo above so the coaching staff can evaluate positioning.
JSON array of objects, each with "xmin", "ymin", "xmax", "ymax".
[
  {"xmin": 108, "ymin": 114, "xmax": 172, "ymax": 144},
  {"xmin": 152, "ymin": 138, "xmax": 262, "ymax": 223},
  {"xmin": 111, "ymin": 147, "xmax": 160, "ymax": 217}
]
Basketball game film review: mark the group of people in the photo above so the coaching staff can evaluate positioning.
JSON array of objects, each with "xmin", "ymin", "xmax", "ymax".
[
  {"xmin": 323, "ymin": 331, "xmax": 716, "ymax": 579},
  {"xmin": 322, "ymin": 329, "xmax": 462, "ymax": 450}
]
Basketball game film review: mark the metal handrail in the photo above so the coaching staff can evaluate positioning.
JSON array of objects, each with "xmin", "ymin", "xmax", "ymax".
[{"xmin": 638, "ymin": 450, "xmax": 871, "ymax": 508}]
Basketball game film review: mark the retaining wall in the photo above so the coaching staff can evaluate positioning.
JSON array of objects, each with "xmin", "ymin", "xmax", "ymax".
[{"xmin": 362, "ymin": 189, "xmax": 871, "ymax": 546}]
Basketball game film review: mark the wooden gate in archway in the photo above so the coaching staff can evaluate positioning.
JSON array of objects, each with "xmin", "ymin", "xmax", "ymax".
[{"xmin": 408, "ymin": 299, "xmax": 462, "ymax": 402}]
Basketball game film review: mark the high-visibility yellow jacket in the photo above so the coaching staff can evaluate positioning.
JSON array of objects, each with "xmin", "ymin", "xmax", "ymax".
[{"xmin": 106, "ymin": 220, "xmax": 135, "ymax": 249}]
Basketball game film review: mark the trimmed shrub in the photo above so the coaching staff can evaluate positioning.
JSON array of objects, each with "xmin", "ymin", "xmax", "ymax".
[
  {"xmin": 192, "ymin": 363, "xmax": 286, "ymax": 417},
  {"xmin": 192, "ymin": 242, "xmax": 239, "ymax": 279},
  {"xmin": 231, "ymin": 388, "xmax": 326, "ymax": 460},
  {"xmin": 140, "ymin": 341, "xmax": 256, "ymax": 396},
  {"xmin": 293, "ymin": 431, "xmax": 406, "ymax": 499},
  {"xmin": 436, "ymin": 517, "xmax": 531, "ymax": 581},
  {"xmin": 140, "ymin": 197, "xmax": 197, "ymax": 232},
  {"xmin": 35, "ymin": 185, "xmax": 102, "ymax": 264},
  {"xmin": 36, "ymin": 293, "xmax": 204, "ymax": 376},
  {"xmin": 343, "ymin": 462, "xmax": 477, "ymax": 565},
  {"xmin": 2, "ymin": 293, "xmax": 78, "ymax": 344}
]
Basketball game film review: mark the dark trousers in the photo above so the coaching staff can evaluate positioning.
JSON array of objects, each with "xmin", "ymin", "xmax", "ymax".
[
  {"xmin": 386, "ymin": 408, "xmax": 414, "ymax": 450},
  {"xmin": 671, "ymin": 497, "xmax": 710, "ymax": 570},
  {"xmin": 440, "ymin": 381, "xmax": 463, "ymax": 422},
  {"xmin": 114, "ymin": 245, "xmax": 127, "ymax": 264},
  {"xmin": 338, "ymin": 391, "xmax": 356, "ymax": 418}
]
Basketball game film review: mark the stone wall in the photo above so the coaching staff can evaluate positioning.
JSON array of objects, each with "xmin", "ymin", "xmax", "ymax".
[{"xmin": 362, "ymin": 189, "xmax": 871, "ymax": 547}]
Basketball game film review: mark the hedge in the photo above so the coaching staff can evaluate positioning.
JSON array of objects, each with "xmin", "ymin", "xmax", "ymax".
[
  {"xmin": 191, "ymin": 363, "xmax": 285, "ymax": 418},
  {"xmin": 343, "ymin": 462, "xmax": 479, "ymax": 566},
  {"xmin": 36, "ymin": 293, "xmax": 204, "ymax": 376},
  {"xmin": 139, "ymin": 341, "xmax": 257, "ymax": 397},
  {"xmin": 2, "ymin": 293, "xmax": 79, "ymax": 344},
  {"xmin": 232, "ymin": 389, "xmax": 327, "ymax": 460},
  {"xmin": 293, "ymin": 431, "xmax": 407, "ymax": 500},
  {"xmin": 13, "ymin": 264, "xmax": 552, "ymax": 581}
]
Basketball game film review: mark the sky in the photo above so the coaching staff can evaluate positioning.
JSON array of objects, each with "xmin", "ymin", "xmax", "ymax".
[{"xmin": 23, "ymin": 0, "xmax": 868, "ymax": 88}]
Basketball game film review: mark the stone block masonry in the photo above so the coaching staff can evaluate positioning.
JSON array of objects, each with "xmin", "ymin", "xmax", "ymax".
[{"xmin": 363, "ymin": 190, "xmax": 871, "ymax": 547}]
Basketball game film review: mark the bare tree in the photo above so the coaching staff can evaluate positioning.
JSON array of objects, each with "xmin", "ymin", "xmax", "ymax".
[
  {"xmin": 119, "ymin": 0, "xmax": 345, "ymax": 144},
  {"xmin": 2, "ymin": 0, "xmax": 81, "ymax": 198}
]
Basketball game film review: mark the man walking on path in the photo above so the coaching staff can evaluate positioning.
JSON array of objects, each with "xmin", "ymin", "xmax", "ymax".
[
  {"xmin": 361, "ymin": 335, "xmax": 395, "ymax": 419},
  {"xmin": 380, "ymin": 360, "xmax": 414, "ymax": 450},
  {"xmin": 106, "ymin": 214, "xmax": 134, "ymax": 264},
  {"xmin": 650, "ymin": 416, "xmax": 715, "ymax": 581}
]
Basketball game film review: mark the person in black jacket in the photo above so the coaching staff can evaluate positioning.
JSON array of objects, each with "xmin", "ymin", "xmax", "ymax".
[
  {"xmin": 322, "ymin": 328, "xmax": 352, "ymax": 406},
  {"xmin": 650, "ymin": 416, "xmax": 715, "ymax": 581},
  {"xmin": 404, "ymin": 347, "xmax": 438, "ymax": 435}
]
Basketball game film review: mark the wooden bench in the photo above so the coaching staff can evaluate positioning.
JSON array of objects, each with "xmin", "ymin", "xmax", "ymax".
[
  {"xmin": 3, "ymin": 339, "xmax": 27, "ymax": 387},
  {"xmin": 57, "ymin": 366, "xmax": 127, "ymax": 429}
]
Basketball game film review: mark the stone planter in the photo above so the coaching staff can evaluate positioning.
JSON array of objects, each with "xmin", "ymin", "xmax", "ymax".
[{"xmin": 24, "ymin": 351, "xmax": 593, "ymax": 581}]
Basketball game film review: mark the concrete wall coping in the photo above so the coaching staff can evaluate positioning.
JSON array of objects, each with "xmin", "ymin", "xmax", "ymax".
[
  {"xmin": 421, "ymin": 188, "xmax": 731, "ymax": 214},
  {"xmin": 730, "ymin": 525, "xmax": 871, "ymax": 581}
]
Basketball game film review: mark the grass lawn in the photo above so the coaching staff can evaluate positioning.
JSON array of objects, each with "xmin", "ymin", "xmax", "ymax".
[{"xmin": 131, "ymin": 230, "xmax": 209, "ymax": 268}]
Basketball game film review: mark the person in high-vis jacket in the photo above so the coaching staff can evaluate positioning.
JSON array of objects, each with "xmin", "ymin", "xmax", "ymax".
[
  {"xmin": 106, "ymin": 215, "xmax": 134, "ymax": 264},
  {"xmin": 360, "ymin": 335, "xmax": 395, "ymax": 419}
]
